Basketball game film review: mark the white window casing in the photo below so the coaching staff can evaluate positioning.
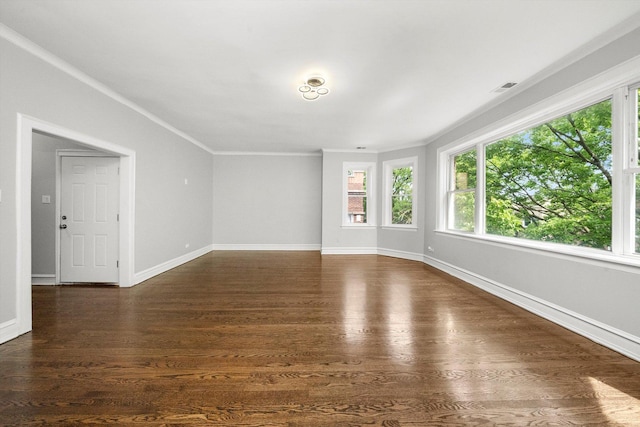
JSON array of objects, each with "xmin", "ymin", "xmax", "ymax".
[{"xmin": 382, "ymin": 157, "xmax": 418, "ymax": 228}]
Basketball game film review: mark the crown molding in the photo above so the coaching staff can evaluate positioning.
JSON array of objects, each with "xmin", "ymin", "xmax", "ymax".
[
  {"xmin": 0, "ymin": 23, "xmax": 215, "ymax": 155},
  {"xmin": 321, "ymin": 148, "xmax": 380, "ymax": 154},
  {"xmin": 212, "ymin": 150, "xmax": 322, "ymax": 157}
]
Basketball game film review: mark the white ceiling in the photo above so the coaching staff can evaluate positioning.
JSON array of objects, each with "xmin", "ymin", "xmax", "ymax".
[{"xmin": 2, "ymin": 0, "xmax": 640, "ymax": 154}]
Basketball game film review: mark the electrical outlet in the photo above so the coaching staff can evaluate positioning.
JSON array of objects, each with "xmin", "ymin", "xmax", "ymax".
[
  {"xmin": 427, "ymin": 246, "xmax": 435, "ymax": 252},
  {"xmin": 185, "ymin": 243, "xmax": 190, "ymax": 249}
]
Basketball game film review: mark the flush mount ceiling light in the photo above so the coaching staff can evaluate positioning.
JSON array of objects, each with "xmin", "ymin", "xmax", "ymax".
[{"xmin": 299, "ymin": 76, "xmax": 329, "ymax": 101}]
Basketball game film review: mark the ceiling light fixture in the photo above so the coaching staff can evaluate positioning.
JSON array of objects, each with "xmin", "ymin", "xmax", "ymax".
[{"xmin": 299, "ymin": 76, "xmax": 329, "ymax": 101}]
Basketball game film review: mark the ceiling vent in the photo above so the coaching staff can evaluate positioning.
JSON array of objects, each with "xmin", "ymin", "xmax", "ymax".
[{"xmin": 492, "ymin": 82, "xmax": 518, "ymax": 93}]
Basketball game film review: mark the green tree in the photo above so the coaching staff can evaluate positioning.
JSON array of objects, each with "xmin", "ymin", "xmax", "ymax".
[
  {"xmin": 485, "ymin": 99, "xmax": 612, "ymax": 249},
  {"xmin": 391, "ymin": 167, "xmax": 413, "ymax": 224}
]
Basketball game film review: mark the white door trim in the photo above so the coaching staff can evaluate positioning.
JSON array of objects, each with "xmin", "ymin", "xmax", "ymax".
[{"xmin": 15, "ymin": 114, "xmax": 136, "ymax": 339}]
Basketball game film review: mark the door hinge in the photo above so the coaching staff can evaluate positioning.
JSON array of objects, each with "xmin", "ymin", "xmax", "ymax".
[
  {"xmin": 117, "ymin": 214, "xmax": 120, "ymax": 222},
  {"xmin": 117, "ymin": 260, "xmax": 119, "ymax": 268}
]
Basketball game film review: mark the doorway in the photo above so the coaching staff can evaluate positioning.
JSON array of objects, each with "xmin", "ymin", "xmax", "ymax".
[
  {"xmin": 15, "ymin": 115, "xmax": 136, "ymax": 338},
  {"xmin": 31, "ymin": 135, "xmax": 122, "ymax": 285}
]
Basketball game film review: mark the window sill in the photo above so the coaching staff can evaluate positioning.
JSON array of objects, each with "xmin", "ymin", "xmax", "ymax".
[
  {"xmin": 435, "ymin": 229, "xmax": 640, "ymax": 270},
  {"xmin": 342, "ymin": 225, "xmax": 377, "ymax": 230},
  {"xmin": 381, "ymin": 225, "xmax": 418, "ymax": 231}
]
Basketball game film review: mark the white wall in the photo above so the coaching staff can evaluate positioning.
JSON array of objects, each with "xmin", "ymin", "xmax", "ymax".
[
  {"xmin": 212, "ymin": 154, "xmax": 321, "ymax": 249},
  {"xmin": 424, "ymin": 27, "xmax": 640, "ymax": 359},
  {"xmin": 0, "ymin": 33, "xmax": 213, "ymax": 343}
]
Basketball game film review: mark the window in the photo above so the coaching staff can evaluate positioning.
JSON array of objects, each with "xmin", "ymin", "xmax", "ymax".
[
  {"xmin": 383, "ymin": 157, "xmax": 417, "ymax": 226},
  {"xmin": 343, "ymin": 162, "xmax": 376, "ymax": 226},
  {"xmin": 447, "ymin": 149, "xmax": 476, "ymax": 232},
  {"xmin": 485, "ymin": 99, "xmax": 612, "ymax": 249},
  {"xmin": 438, "ymin": 77, "xmax": 640, "ymax": 264}
]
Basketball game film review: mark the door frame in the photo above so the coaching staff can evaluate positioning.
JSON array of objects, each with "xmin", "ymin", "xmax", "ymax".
[
  {"xmin": 56, "ymin": 150, "xmax": 121, "ymax": 285},
  {"xmin": 16, "ymin": 114, "xmax": 136, "ymax": 336}
]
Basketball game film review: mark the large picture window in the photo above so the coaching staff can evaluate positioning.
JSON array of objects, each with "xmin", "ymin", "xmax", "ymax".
[
  {"xmin": 439, "ymin": 79, "xmax": 640, "ymax": 263},
  {"xmin": 485, "ymin": 99, "xmax": 612, "ymax": 249}
]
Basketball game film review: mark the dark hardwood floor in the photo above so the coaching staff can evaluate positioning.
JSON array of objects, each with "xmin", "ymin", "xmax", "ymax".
[{"xmin": 1, "ymin": 252, "xmax": 639, "ymax": 426}]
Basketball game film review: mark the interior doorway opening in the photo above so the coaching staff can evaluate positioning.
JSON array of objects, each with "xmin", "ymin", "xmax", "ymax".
[
  {"xmin": 31, "ymin": 132, "xmax": 121, "ymax": 286},
  {"xmin": 15, "ymin": 114, "xmax": 136, "ymax": 338}
]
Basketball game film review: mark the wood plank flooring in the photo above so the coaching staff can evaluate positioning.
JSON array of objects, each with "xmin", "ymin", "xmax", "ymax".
[{"xmin": 1, "ymin": 251, "xmax": 639, "ymax": 426}]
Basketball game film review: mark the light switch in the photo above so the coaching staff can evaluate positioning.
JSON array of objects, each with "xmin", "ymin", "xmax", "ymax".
[{"xmin": 42, "ymin": 195, "xmax": 51, "ymax": 204}]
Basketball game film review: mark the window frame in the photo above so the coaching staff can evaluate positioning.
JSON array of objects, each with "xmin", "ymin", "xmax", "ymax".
[
  {"xmin": 624, "ymin": 84, "xmax": 640, "ymax": 254},
  {"xmin": 436, "ymin": 57, "xmax": 640, "ymax": 268},
  {"xmin": 342, "ymin": 161, "xmax": 376, "ymax": 228},
  {"xmin": 382, "ymin": 157, "xmax": 418, "ymax": 228}
]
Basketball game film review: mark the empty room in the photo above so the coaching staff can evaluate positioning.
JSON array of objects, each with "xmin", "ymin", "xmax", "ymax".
[{"xmin": 1, "ymin": 0, "xmax": 640, "ymax": 425}]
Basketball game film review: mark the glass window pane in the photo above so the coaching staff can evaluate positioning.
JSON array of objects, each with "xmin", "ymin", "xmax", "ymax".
[
  {"xmin": 348, "ymin": 195, "xmax": 367, "ymax": 223},
  {"xmin": 347, "ymin": 169, "xmax": 367, "ymax": 224},
  {"xmin": 452, "ymin": 192, "xmax": 475, "ymax": 231},
  {"xmin": 454, "ymin": 150, "xmax": 476, "ymax": 190},
  {"xmin": 485, "ymin": 99, "xmax": 612, "ymax": 250},
  {"xmin": 391, "ymin": 166, "xmax": 413, "ymax": 224}
]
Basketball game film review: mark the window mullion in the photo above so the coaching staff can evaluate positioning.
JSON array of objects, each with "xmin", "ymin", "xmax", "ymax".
[
  {"xmin": 610, "ymin": 88, "xmax": 626, "ymax": 254},
  {"xmin": 613, "ymin": 87, "xmax": 634, "ymax": 255},
  {"xmin": 627, "ymin": 86, "xmax": 639, "ymax": 254},
  {"xmin": 476, "ymin": 143, "xmax": 486, "ymax": 235},
  {"xmin": 447, "ymin": 155, "xmax": 455, "ymax": 229}
]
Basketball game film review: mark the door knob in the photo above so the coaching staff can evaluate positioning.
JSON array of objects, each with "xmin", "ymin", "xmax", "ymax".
[{"xmin": 60, "ymin": 224, "xmax": 67, "ymax": 229}]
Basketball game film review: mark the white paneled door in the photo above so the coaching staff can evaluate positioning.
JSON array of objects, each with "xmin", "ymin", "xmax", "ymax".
[{"xmin": 60, "ymin": 156, "xmax": 119, "ymax": 283}]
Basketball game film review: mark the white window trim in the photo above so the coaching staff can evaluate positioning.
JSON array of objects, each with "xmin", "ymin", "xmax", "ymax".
[
  {"xmin": 382, "ymin": 156, "xmax": 418, "ymax": 228},
  {"xmin": 342, "ymin": 161, "xmax": 376, "ymax": 227},
  {"xmin": 436, "ymin": 54, "xmax": 640, "ymax": 267}
]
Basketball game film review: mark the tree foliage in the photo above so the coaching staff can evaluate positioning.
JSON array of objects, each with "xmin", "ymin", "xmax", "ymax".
[
  {"xmin": 485, "ymin": 99, "xmax": 613, "ymax": 249},
  {"xmin": 391, "ymin": 167, "xmax": 413, "ymax": 224}
]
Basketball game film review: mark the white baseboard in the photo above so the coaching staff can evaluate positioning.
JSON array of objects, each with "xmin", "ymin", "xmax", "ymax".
[
  {"xmin": 423, "ymin": 255, "xmax": 640, "ymax": 362},
  {"xmin": 133, "ymin": 244, "xmax": 213, "ymax": 285},
  {"xmin": 0, "ymin": 318, "xmax": 19, "ymax": 345},
  {"xmin": 377, "ymin": 247, "xmax": 424, "ymax": 262},
  {"xmin": 321, "ymin": 247, "xmax": 378, "ymax": 255},
  {"xmin": 212, "ymin": 244, "xmax": 321, "ymax": 251},
  {"xmin": 31, "ymin": 274, "xmax": 56, "ymax": 285}
]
